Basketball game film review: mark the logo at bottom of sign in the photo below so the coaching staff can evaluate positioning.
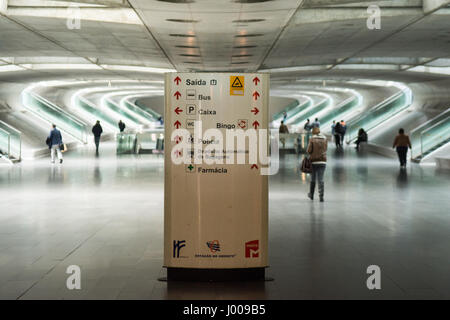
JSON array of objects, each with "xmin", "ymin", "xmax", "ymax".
[
  {"xmin": 173, "ymin": 240, "xmax": 186, "ymax": 258},
  {"xmin": 245, "ymin": 240, "xmax": 259, "ymax": 258}
]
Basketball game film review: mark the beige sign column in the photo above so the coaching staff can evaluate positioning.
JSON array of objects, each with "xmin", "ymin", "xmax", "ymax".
[{"xmin": 164, "ymin": 73, "xmax": 269, "ymax": 279}]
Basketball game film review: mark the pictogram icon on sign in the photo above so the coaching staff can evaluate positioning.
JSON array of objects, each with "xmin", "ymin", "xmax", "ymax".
[
  {"xmin": 187, "ymin": 105, "xmax": 196, "ymax": 115},
  {"xmin": 174, "ymin": 76, "xmax": 181, "ymax": 85},
  {"xmin": 252, "ymin": 120, "xmax": 260, "ymax": 129},
  {"xmin": 174, "ymin": 149, "xmax": 183, "ymax": 158},
  {"xmin": 185, "ymin": 164, "xmax": 195, "ymax": 173},
  {"xmin": 251, "ymin": 107, "xmax": 259, "ymax": 115},
  {"xmin": 186, "ymin": 89, "xmax": 196, "ymax": 100},
  {"xmin": 174, "ymin": 135, "xmax": 182, "ymax": 144},
  {"xmin": 230, "ymin": 76, "xmax": 244, "ymax": 96},
  {"xmin": 186, "ymin": 119, "xmax": 195, "ymax": 129},
  {"xmin": 252, "ymin": 91, "xmax": 260, "ymax": 101},
  {"xmin": 253, "ymin": 76, "xmax": 260, "ymax": 85},
  {"xmin": 251, "ymin": 164, "xmax": 258, "ymax": 170},
  {"xmin": 174, "ymin": 91, "xmax": 181, "ymax": 100},
  {"xmin": 174, "ymin": 120, "xmax": 181, "ymax": 129},
  {"xmin": 237, "ymin": 119, "xmax": 248, "ymax": 129}
]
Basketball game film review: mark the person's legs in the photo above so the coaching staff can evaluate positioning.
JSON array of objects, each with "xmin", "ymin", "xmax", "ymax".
[
  {"xmin": 56, "ymin": 146, "xmax": 63, "ymax": 162},
  {"xmin": 334, "ymin": 135, "xmax": 341, "ymax": 147},
  {"xmin": 396, "ymin": 147, "xmax": 402, "ymax": 166},
  {"xmin": 400, "ymin": 147, "xmax": 407, "ymax": 166},
  {"xmin": 396, "ymin": 147, "xmax": 406, "ymax": 166},
  {"xmin": 308, "ymin": 164, "xmax": 317, "ymax": 200},
  {"xmin": 50, "ymin": 145, "xmax": 55, "ymax": 163},
  {"xmin": 317, "ymin": 164, "xmax": 326, "ymax": 201},
  {"xmin": 95, "ymin": 136, "xmax": 100, "ymax": 153}
]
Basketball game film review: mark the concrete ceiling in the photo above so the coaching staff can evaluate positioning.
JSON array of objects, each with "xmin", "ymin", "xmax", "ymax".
[{"xmin": 0, "ymin": 0, "xmax": 448, "ymax": 76}]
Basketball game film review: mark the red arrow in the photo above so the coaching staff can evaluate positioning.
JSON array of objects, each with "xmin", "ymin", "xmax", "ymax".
[
  {"xmin": 252, "ymin": 120, "xmax": 260, "ymax": 129},
  {"xmin": 253, "ymin": 77, "xmax": 260, "ymax": 85},
  {"xmin": 251, "ymin": 107, "xmax": 259, "ymax": 115},
  {"xmin": 253, "ymin": 91, "xmax": 260, "ymax": 100},
  {"xmin": 174, "ymin": 91, "xmax": 181, "ymax": 100},
  {"xmin": 251, "ymin": 164, "xmax": 258, "ymax": 170},
  {"xmin": 174, "ymin": 120, "xmax": 181, "ymax": 129},
  {"xmin": 174, "ymin": 107, "xmax": 183, "ymax": 115},
  {"xmin": 174, "ymin": 76, "xmax": 181, "ymax": 85}
]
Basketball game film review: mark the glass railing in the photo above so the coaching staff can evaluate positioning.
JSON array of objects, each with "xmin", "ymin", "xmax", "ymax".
[
  {"xmin": 136, "ymin": 129, "xmax": 164, "ymax": 153},
  {"xmin": 103, "ymin": 99, "xmax": 141, "ymax": 126},
  {"xmin": 135, "ymin": 100, "xmax": 162, "ymax": 120},
  {"xmin": 122, "ymin": 100, "xmax": 158, "ymax": 123},
  {"xmin": 116, "ymin": 133, "xmax": 137, "ymax": 154},
  {"xmin": 22, "ymin": 91, "xmax": 88, "ymax": 143},
  {"xmin": 319, "ymin": 96, "xmax": 361, "ymax": 132},
  {"xmin": 273, "ymin": 100, "xmax": 300, "ymax": 121},
  {"xmin": 74, "ymin": 95, "xmax": 119, "ymax": 131},
  {"xmin": 410, "ymin": 109, "xmax": 450, "ymax": 160},
  {"xmin": 279, "ymin": 133, "xmax": 308, "ymax": 153},
  {"xmin": 345, "ymin": 87, "xmax": 412, "ymax": 143},
  {"xmin": 0, "ymin": 120, "xmax": 21, "ymax": 160},
  {"xmin": 281, "ymin": 100, "xmax": 313, "ymax": 124},
  {"xmin": 288, "ymin": 98, "xmax": 331, "ymax": 126}
]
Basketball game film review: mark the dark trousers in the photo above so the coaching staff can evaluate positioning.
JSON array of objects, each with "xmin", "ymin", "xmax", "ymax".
[
  {"xmin": 311, "ymin": 163, "xmax": 326, "ymax": 183},
  {"xmin": 310, "ymin": 163, "xmax": 326, "ymax": 198},
  {"xmin": 334, "ymin": 134, "xmax": 341, "ymax": 147},
  {"xmin": 396, "ymin": 146, "xmax": 408, "ymax": 166},
  {"xmin": 94, "ymin": 136, "xmax": 100, "ymax": 152}
]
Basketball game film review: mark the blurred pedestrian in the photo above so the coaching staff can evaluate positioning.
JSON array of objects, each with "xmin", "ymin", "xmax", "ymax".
[
  {"xmin": 47, "ymin": 124, "xmax": 63, "ymax": 164},
  {"xmin": 92, "ymin": 120, "xmax": 103, "ymax": 154},
  {"xmin": 393, "ymin": 128, "xmax": 412, "ymax": 168},
  {"xmin": 307, "ymin": 127, "xmax": 328, "ymax": 202}
]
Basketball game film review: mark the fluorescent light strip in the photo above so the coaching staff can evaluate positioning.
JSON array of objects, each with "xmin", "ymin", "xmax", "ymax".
[
  {"xmin": 100, "ymin": 65, "xmax": 176, "ymax": 74},
  {"xmin": 259, "ymin": 65, "xmax": 331, "ymax": 73},
  {"xmin": 21, "ymin": 63, "xmax": 103, "ymax": 70},
  {"xmin": 0, "ymin": 65, "xmax": 26, "ymax": 72},
  {"xmin": 408, "ymin": 66, "xmax": 450, "ymax": 75}
]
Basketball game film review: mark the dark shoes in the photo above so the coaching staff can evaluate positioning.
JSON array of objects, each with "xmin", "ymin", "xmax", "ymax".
[{"xmin": 308, "ymin": 193, "xmax": 314, "ymax": 200}]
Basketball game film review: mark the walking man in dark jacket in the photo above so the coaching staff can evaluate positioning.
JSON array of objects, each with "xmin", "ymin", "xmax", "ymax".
[
  {"xmin": 118, "ymin": 120, "xmax": 125, "ymax": 132},
  {"xmin": 48, "ymin": 124, "xmax": 63, "ymax": 164},
  {"xmin": 92, "ymin": 120, "xmax": 103, "ymax": 154}
]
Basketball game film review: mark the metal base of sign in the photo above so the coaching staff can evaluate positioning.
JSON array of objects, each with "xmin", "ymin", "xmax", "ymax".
[{"xmin": 163, "ymin": 267, "xmax": 268, "ymax": 282}]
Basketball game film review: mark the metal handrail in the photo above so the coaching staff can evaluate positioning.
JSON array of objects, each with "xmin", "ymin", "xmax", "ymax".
[
  {"xmin": 0, "ymin": 127, "xmax": 10, "ymax": 157},
  {"xmin": 345, "ymin": 88, "xmax": 411, "ymax": 143},
  {"xmin": 419, "ymin": 116, "xmax": 450, "ymax": 158},
  {"xmin": 289, "ymin": 97, "xmax": 331, "ymax": 126},
  {"xmin": 28, "ymin": 92, "xmax": 87, "ymax": 127},
  {"xmin": 24, "ymin": 91, "xmax": 89, "ymax": 143},
  {"xmin": 346, "ymin": 90, "xmax": 404, "ymax": 126},
  {"xmin": 0, "ymin": 120, "xmax": 21, "ymax": 160},
  {"xmin": 411, "ymin": 108, "xmax": 450, "ymax": 137}
]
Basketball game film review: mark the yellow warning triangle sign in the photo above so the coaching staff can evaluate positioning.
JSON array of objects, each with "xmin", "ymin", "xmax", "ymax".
[{"xmin": 231, "ymin": 77, "xmax": 243, "ymax": 88}]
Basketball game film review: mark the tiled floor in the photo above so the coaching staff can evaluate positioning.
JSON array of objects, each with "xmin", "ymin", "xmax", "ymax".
[{"xmin": 0, "ymin": 142, "xmax": 449, "ymax": 299}]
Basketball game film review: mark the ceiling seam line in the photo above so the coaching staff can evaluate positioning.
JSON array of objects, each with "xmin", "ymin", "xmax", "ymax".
[
  {"xmin": 0, "ymin": 12, "xmax": 133, "ymax": 80},
  {"xmin": 256, "ymin": 0, "xmax": 306, "ymax": 72},
  {"xmin": 329, "ymin": 5, "xmax": 449, "ymax": 70},
  {"xmin": 126, "ymin": 0, "xmax": 177, "ymax": 71}
]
